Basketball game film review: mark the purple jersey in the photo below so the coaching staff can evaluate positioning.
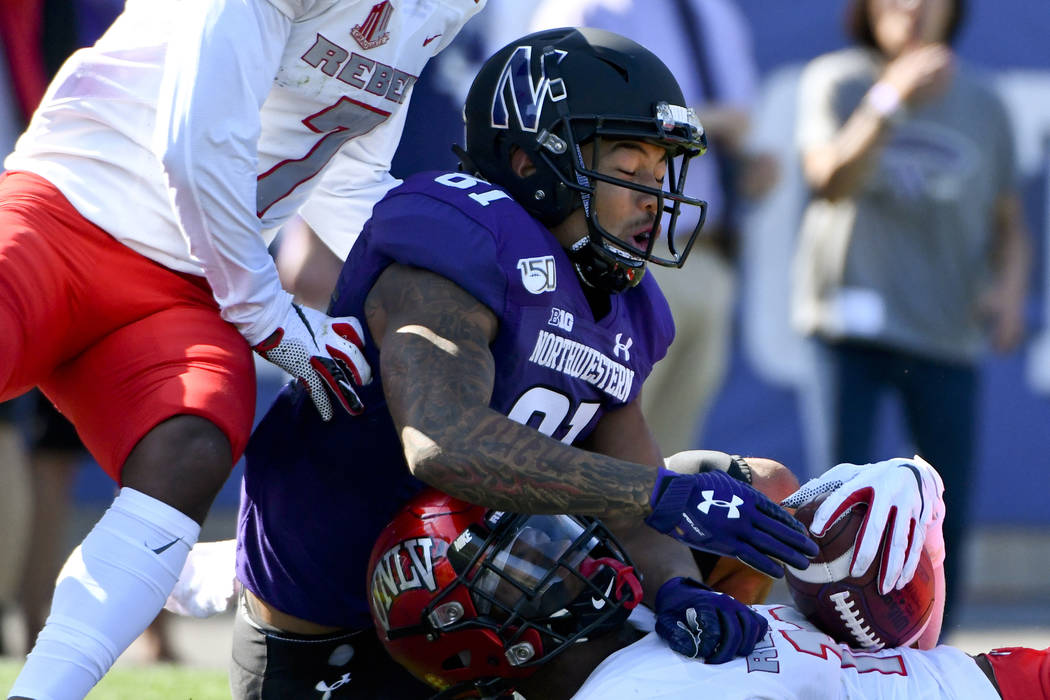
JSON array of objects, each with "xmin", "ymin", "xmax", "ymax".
[{"xmin": 237, "ymin": 171, "xmax": 675, "ymax": 628}]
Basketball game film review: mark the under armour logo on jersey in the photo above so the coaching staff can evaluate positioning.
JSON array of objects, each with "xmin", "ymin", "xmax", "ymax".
[
  {"xmin": 316, "ymin": 673, "xmax": 352, "ymax": 699},
  {"xmin": 697, "ymin": 491, "xmax": 744, "ymax": 519},
  {"xmin": 613, "ymin": 333, "xmax": 633, "ymax": 360},
  {"xmin": 491, "ymin": 46, "xmax": 567, "ymax": 132},
  {"xmin": 517, "ymin": 256, "xmax": 557, "ymax": 294}
]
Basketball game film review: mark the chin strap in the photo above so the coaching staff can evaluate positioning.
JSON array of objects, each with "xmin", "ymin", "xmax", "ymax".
[
  {"xmin": 566, "ymin": 236, "xmax": 645, "ymax": 294},
  {"xmin": 452, "ymin": 144, "xmax": 482, "ymax": 177}
]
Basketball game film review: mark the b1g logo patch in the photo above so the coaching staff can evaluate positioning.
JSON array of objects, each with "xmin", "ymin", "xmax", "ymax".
[
  {"xmin": 518, "ymin": 256, "xmax": 557, "ymax": 294},
  {"xmin": 548, "ymin": 307, "xmax": 574, "ymax": 332}
]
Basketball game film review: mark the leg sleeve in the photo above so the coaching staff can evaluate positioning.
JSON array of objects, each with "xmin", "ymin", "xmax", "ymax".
[{"xmin": 9, "ymin": 488, "xmax": 199, "ymax": 700}]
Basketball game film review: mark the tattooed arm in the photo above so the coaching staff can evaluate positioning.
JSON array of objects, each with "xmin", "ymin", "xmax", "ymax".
[{"xmin": 364, "ymin": 263, "xmax": 656, "ymax": 517}]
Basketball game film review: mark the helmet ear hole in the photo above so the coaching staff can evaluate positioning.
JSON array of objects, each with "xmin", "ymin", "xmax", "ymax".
[{"xmin": 508, "ymin": 146, "xmax": 536, "ymax": 179}]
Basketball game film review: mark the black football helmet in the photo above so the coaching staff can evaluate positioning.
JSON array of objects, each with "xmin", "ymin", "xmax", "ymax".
[
  {"xmin": 458, "ymin": 27, "xmax": 708, "ymax": 294},
  {"xmin": 368, "ymin": 489, "xmax": 642, "ymax": 699}
]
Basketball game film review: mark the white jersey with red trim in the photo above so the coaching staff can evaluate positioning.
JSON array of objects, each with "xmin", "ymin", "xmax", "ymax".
[
  {"xmin": 5, "ymin": 0, "xmax": 484, "ymax": 344},
  {"xmin": 573, "ymin": 605, "xmax": 998, "ymax": 700}
]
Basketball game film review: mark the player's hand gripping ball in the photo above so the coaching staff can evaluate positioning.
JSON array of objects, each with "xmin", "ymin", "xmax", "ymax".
[{"xmin": 784, "ymin": 492, "xmax": 934, "ymax": 650}]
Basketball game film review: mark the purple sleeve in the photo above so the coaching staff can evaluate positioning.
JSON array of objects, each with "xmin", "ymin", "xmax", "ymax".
[
  {"xmin": 366, "ymin": 191, "xmax": 509, "ymax": 315},
  {"xmin": 640, "ymin": 273, "xmax": 676, "ymax": 367}
]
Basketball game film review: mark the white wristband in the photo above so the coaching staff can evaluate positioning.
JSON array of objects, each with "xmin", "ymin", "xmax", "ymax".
[{"xmin": 865, "ymin": 82, "xmax": 903, "ymax": 122}]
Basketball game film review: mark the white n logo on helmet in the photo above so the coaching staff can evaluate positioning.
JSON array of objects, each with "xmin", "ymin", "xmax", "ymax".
[
  {"xmin": 697, "ymin": 490, "xmax": 744, "ymax": 519},
  {"xmin": 491, "ymin": 46, "xmax": 568, "ymax": 132}
]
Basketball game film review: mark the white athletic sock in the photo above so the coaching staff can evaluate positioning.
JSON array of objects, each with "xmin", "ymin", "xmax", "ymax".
[{"xmin": 8, "ymin": 488, "xmax": 200, "ymax": 700}]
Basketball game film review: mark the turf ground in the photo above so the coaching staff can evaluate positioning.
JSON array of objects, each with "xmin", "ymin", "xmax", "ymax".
[{"xmin": 0, "ymin": 660, "xmax": 229, "ymax": 700}]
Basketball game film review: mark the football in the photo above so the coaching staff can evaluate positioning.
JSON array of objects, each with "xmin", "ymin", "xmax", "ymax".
[{"xmin": 784, "ymin": 492, "xmax": 935, "ymax": 650}]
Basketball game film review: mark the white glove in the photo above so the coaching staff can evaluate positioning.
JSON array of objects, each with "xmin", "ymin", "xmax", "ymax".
[
  {"xmin": 164, "ymin": 539, "xmax": 239, "ymax": 618},
  {"xmin": 253, "ymin": 303, "xmax": 371, "ymax": 421},
  {"xmin": 782, "ymin": 456, "xmax": 944, "ymax": 594}
]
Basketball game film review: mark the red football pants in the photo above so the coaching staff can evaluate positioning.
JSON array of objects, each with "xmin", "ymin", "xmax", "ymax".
[{"xmin": 0, "ymin": 171, "xmax": 255, "ymax": 481}]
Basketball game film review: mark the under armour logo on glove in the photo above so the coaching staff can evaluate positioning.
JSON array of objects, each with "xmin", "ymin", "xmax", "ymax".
[
  {"xmin": 253, "ymin": 303, "xmax": 372, "ymax": 421},
  {"xmin": 698, "ymin": 491, "xmax": 744, "ymax": 518},
  {"xmin": 654, "ymin": 577, "xmax": 769, "ymax": 664},
  {"xmin": 677, "ymin": 607, "xmax": 705, "ymax": 654},
  {"xmin": 647, "ymin": 468, "xmax": 818, "ymax": 579}
]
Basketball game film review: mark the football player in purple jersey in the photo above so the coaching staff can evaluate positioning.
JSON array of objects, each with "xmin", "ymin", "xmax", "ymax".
[{"xmin": 229, "ymin": 27, "xmax": 817, "ymax": 697}]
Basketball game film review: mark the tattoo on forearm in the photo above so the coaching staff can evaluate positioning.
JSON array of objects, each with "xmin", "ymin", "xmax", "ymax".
[{"xmin": 442, "ymin": 415, "xmax": 651, "ymax": 516}]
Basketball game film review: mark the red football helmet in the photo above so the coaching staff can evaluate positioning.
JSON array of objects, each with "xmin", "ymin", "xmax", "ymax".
[{"xmin": 367, "ymin": 488, "xmax": 643, "ymax": 697}]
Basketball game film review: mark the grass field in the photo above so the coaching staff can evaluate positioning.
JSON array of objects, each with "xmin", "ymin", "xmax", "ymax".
[{"xmin": 0, "ymin": 660, "xmax": 230, "ymax": 700}]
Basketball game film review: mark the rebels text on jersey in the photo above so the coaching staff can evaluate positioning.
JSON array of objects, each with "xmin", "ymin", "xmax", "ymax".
[{"xmin": 236, "ymin": 171, "xmax": 675, "ymax": 628}]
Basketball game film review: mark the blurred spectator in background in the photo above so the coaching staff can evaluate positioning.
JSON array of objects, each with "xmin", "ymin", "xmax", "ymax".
[
  {"xmin": 17, "ymin": 401, "xmax": 102, "ymax": 656},
  {"xmin": 791, "ymin": 0, "xmax": 1031, "ymax": 632},
  {"xmin": 0, "ymin": 402, "xmax": 30, "ymax": 658},
  {"xmin": 531, "ymin": 0, "xmax": 779, "ymax": 455}
]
